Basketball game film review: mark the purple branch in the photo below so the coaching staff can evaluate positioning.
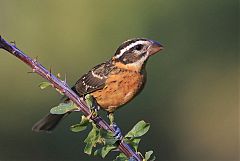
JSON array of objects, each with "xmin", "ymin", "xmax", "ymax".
[{"xmin": 0, "ymin": 36, "xmax": 142, "ymax": 161}]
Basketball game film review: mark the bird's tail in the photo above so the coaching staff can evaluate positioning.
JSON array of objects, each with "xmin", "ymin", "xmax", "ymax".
[{"xmin": 32, "ymin": 113, "xmax": 70, "ymax": 132}]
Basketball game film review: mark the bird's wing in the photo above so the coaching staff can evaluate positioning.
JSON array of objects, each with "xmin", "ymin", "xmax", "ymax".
[{"xmin": 73, "ymin": 60, "xmax": 114, "ymax": 96}]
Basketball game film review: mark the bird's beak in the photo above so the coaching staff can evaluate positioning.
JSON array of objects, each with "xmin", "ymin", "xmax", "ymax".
[{"xmin": 149, "ymin": 40, "xmax": 164, "ymax": 56}]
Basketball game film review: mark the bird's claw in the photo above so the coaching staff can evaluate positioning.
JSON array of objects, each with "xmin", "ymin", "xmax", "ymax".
[{"xmin": 111, "ymin": 122, "xmax": 123, "ymax": 140}]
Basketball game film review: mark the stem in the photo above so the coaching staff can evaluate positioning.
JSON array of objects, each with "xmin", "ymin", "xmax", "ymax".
[{"xmin": 0, "ymin": 36, "xmax": 142, "ymax": 161}]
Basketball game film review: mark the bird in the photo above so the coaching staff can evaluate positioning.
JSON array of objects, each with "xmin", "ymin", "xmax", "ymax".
[{"xmin": 32, "ymin": 38, "xmax": 163, "ymax": 132}]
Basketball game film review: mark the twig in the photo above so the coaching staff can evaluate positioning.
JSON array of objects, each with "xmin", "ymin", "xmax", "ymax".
[{"xmin": 0, "ymin": 36, "xmax": 142, "ymax": 161}]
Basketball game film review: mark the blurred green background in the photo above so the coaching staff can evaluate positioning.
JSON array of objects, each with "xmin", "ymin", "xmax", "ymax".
[{"xmin": 0, "ymin": 0, "xmax": 238, "ymax": 161}]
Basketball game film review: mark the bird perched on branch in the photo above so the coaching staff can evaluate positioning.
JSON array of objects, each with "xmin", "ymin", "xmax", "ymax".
[{"xmin": 32, "ymin": 38, "xmax": 163, "ymax": 132}]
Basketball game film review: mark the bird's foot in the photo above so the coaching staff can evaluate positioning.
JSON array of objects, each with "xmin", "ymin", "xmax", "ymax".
[
  {"xmin": 107, "ymin": 113, "xmax": 122, "ymax": 139},
  {"xmin": 111, "ymin": 122, "xmax": 123, "ymax": 140}
]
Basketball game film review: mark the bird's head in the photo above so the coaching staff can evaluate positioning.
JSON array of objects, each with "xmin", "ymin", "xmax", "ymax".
[{"xmin": 113, "ymin": 38, "xmax": 163, "ymax": 70}]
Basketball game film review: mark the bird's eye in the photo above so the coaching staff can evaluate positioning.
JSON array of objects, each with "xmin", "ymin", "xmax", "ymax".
[{"xmin": 134, "ymin": 44, "xmax": 143, "ymax": 51}]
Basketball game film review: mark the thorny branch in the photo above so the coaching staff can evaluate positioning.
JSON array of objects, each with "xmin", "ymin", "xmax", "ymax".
[{"xmin": 0, "ymin": 36, "xmax": 142, "ymax": 161}]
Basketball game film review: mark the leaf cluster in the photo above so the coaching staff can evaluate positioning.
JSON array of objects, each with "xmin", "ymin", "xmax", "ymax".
[
  {"xmin": 114, "ymin": 121, "xmax": 155, "ymax": 161},
  {"xmin": 40, "ymin": 83, "xmax": 156, "ymax": 161},
  {"xmin": 70, "ymin": 116, "xmax": 155, "ymax": 161}
]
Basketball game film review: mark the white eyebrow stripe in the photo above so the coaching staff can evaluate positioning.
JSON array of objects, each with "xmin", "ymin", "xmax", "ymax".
[{"xmin": 115, "ymin": 40, "xmax": 146, "ymax": 58}]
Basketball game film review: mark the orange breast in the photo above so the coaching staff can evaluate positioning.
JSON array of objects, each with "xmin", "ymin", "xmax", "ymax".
[{"xmin": 91, "ymin": 70, "xmax": 144, "ymax": 112}]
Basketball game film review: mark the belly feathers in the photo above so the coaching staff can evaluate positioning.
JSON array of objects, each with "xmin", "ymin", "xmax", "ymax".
[{"xmin": 91, "ymin": 71, "xmax": 144, "ymax": 112}]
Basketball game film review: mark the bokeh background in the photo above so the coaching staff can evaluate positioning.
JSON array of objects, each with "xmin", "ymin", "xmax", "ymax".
[{"xmin": 0, "ymin": 0, "xmax": 238, "ymax": 161}]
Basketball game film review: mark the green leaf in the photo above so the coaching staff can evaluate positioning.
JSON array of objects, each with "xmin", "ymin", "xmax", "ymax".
[
  {"xmin": 84, "ymin": 126, "xmax": 97, "ymax": 143},
  {"xmin": 104, "ymin": 137, "xmax": 118, "ymax": 145},
  {"xmin": 85, "ymin": 94, "xmax": 94, "ymax": 108},
  {"xmin": 114, "ymin": 153, "xmax": 128, "ymax": 161},
  {"xmin": 70, "ymin": 124, "xmax": 87, "ymax": 132},
  {"xmin": 84, "ymin": 124, "xmax": 100, "ymax": 143},
  {"xmin": 84, "ymin": 124, "xmax": 101, "ymax": 155},
  {"xmin": 70, "ymin": 115, "xmax": 90, "ymax": 132},
  {"xmin": 99, "ymin": 128, "xmax": 118, "ymax": 145},
  {"xmin": 55, "ymin": 88, "xmax": 64, "ymax": 95},
  {"xmin": 145, "ymin": 150, "xmax": 153, "ymax": 161},
  {"xmin": 125, "ymin": 138, "xmax": 141, "ymax": 151},
  {"xmin": 84, "ymin": 142, "xmax": 93, "ymax": 155},
  {"xmin": 94, "ymin": 145, "xmax": 116, "ymax": 158},
  {"xmin": 101, "ymin": 145, "xmax": 116, "ymax": 158},
  {"xmin": 50, "ymin": 102, "xmax": 78, "ymax": 114},
  {"xmin": 125, "ymin": 120, "xmax": 150, "ymax": 138},
  {"xmin": 79, "ymin": 115, "xmax": 90, "ymax": 126},
  {"xmin": 100, "ymin": 128, "xmax": 115, "ymax": 138},
  {"xmin": 38, "ymin": 82, "xmax": 52, "ymax": 89}
]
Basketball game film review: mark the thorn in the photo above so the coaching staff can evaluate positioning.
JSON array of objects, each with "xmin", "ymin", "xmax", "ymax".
[
  {"xmin": 28, "ymin": 68, "xmax": 37, "ymax": 74},
  {"xmin": 73, "ymin": 109, "xmax": 81, "ymax": 112},
  {"xmin": 79, "ymin": 97, "xmax": 84, "ymax": 102},
  {"xmin": 87, "ymin": 111, "xmax": 98, "ymax": 120},
  {"xmin": 77, "ymin": 98, "xmax": 84, "ymax": 105},
  {"xmin": 61, "ymin": 73, "xmax": 68, "ymax": 86},
  {"xmin": 33, "ymin": 56, "xmax": 38, "ymax": 62},
  {"xmin": 60, "ymin": 89, "xmax": 66, "ymax": 94},
  {"xmin": 64, "ymin": 73, "xmax": 67, "ymax": 84},
  {"xmin": 87, "ymin": 112, "xmax": 93, "ymax": 120},
  {"xmin": 61, "ymin": 88, "xmax": 66, "ymax": 93},
  {"xmin": 10, "ymin": 40, "xmax": 16, "ymax": 46},
  {"xmin": 138, "ymin": 152, "xmax": 144, "ymax": 160},
  {"xmin": 55, "ymin": 88, "xmax": 65, "ymax": 95},
  {"xmin": 112, "ymin": 149, "xmax": 120, "ymax": 152},
  {"xmin": 47, "ymin": 66, "xmax": 52, "ymax": 78},
  {"xmin": 49, "ymin": 66, "xmax": 52, "ymax": 75},
  {"xmin": 57, "ymin": 73, "xmax": 61, "ymax": 78}
]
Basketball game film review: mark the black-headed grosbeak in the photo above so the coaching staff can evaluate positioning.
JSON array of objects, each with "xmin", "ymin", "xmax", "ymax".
[{"xmin": 32, "ymin": 38, "xmax": 163, "ymax": 132}]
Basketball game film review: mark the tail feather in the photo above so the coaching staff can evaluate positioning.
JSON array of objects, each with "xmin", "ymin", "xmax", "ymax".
[{"xmin": 32, "ymin": 113, "xmax": 69, "ymax": 132}]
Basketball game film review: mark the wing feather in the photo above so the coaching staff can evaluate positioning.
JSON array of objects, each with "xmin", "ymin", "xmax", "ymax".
[{"xmin": 73, "ymin": 60, "xmax": 114, "ymax": 96}]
